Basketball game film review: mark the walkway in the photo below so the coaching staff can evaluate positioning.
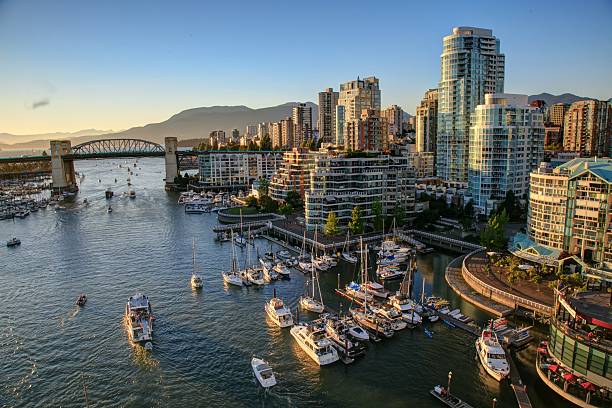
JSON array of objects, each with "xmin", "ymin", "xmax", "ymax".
[
  {"xmin": 445, "ymin": 255, "xmax": 513, "ymax": 317},
  {"xmin": 506, "ymin": 349, "xmax": 533, "ymax": 408}
]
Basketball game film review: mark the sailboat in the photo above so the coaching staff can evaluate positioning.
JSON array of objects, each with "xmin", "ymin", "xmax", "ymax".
[
  {"xmin": 299, "ymin": 259, "xmax": 324, "ymax": 313},
  {"xmin": 222, "ymin": 238, "xmax": 243, "ymax": 287},
  {"xmin": 233, "ymin": 210, "xmax": 247, "ymax": 247},
  {"xmin": 244, "ymin": 246, "xmax": 265, "ymax": 286},
  {"xmin": 341, "ymin": 231, "xmax": 357, "ymax": 263},
  {"xmin": 191, "ymin": 238, "xmax": 203, "ymax": 289}
]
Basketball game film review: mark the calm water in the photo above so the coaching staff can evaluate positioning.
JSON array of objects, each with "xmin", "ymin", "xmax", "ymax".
[{"xmin": 1, "ymin": 158, "xmax": 566, "ymax": 408}]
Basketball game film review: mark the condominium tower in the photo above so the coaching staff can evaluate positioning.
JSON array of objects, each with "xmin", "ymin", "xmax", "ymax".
[
  {"xmin": 563, "ymin": 100, "xmax": 611, "ymax": 157},
  {"xmin": 337, "ymin": 77, "xmax": 381, "ymax": 147},
  {"xmin": 437, "ymin": 27, "xmax": 505, "ymax": 185},
  {"xmin": 415, "ymin": 88, "xmax": 439, "ymax": 153},
  {"xmin": 318, "ymin": 88, "xmax": 339, "ymax": 144},
  {"xmin": 467, "ymin": 94, "xmax": 544, "ymax": 215},
  {"xmin": 292, "ymin": 103, "xmax": 313, "ymax": 147}
]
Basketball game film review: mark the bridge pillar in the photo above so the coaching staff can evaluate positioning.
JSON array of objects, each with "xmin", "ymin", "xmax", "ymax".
[
  {"xmin": 164, "ymin": 137, "xmax": 178, "ymax": 184},
  {"xmin": 50, "ymin": 140, "xmax": 77, "ymax": 193}
]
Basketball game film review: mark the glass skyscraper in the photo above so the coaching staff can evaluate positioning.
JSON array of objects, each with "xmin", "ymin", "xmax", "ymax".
[{"xmin": 437, "ymin": 27, "xmax": 505, "ymax": 185}]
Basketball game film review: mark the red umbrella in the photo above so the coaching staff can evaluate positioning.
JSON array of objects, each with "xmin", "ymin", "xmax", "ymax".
[
  {"xmin": 537, "ymin": 347, "xmax": 548, "ymax": 354},
  {"xmin": 548, "ymin": 365, "xmax": 559, "ymax": 372},
  {"xmin": 563, "ymin": 373, "xmax": 576, "ymax": 382},
  {"xmin": 581, "ymin": 382, "xmax": 598, "ymax": 391}
]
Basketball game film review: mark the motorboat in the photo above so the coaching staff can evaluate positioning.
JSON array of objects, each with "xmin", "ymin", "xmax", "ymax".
[
  {"xmin": 273, "ymin": 262, "xmax": 291, "ymax": 279},
  {"xmin": 475, "ymin": 324, "xmax": 510, "ymax": 381},
  {"xmin": 370, "ymin": 305, "xmax": 408, "ymax": 331},
  {"xmin": 251, "ymin": 357, "xmax": 277, "ymax": 388},
  {"xmin": 290, "ymin": 323, "xmax": 339, "ymax": 366},
  {"xmin": 107, "ymin": 206, "xmax": 113, "ymax": 213},
  {"xmin": 76, "ymin": 294, "xmax": 87, "ymax": 306},
  {"xmin": 363, "ymin": 281, "xmax": 390, "ymax": 298},
  {"xmin": 247, "ymin": 268, "xmax": 265, "ymax": 286},
  {"xmin": 276, "ymin": 250, "xmax": 291, "ymax": 259},
  {"xmin": 298, "ymin": 261, "xmax": 313, "ymax": 272},
  {"xmin": 185, "ymin": 203, "xmax": 210, "ymax": 214},
  {"xmin": 240, "ymin": 270, "xmax": 252, "ymax": 286},
  {"xmin": 264, "ymin": 290, "xmax": 293, "ymax": 328},
  {"xmin": 350, "ymin": 307, "xmax": 394, "ymax": 338},
  {"xmin": 377, "ymin": 265, "xmax": 405, "ymax": 280},
  {"xmin": 125, "ymin": 293, "xmax": 154, "ymax": 348},
  {"xmin": 260, "ymin": 259, "xmax": 278, "ymax": 282},
  {"xmin": 323, "ymin": 317, "xmax": 366, "ymax": 361},
  {"xmin": 312, "ymin": 257, "xmax": 330, "ymax": 271},
  {"xmin": 344, "ymin": 318, "xmax": 370, "ymax": 341},
  {"xmin": 6, "ymin": 237, "xmax": 21, "ymax": 247}
]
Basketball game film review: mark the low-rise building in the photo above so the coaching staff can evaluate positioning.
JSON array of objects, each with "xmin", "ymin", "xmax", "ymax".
[{"xmin": 304, "ymin": 153, "xmax": 416, "ymax": 230}]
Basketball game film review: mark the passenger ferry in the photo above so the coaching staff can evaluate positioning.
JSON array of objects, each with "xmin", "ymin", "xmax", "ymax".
[
  {"xmin": 125, "ymin": 293, "xmax": 154, "ymax": 349},
  {"xmin": 290, "ymin": 323, "xmax": 339, "ymax": 366},
  {"xmin": 475, "ymin": 325, "xmax": 510, "ymax": 381}
]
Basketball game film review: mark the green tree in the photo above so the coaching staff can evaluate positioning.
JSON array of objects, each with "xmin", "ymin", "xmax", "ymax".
[
  {"xmin": 372, "ymin": 199, "xmax": 384, "ymax": 231},
  {"xmin": 348, "ymin": 206, "xmax": 363, "ymax": 234},
  {"xmin": 258, "ymin": 195, "xmax": 278, "ymax": 213},
  {"xmin": 278, "ymin": 203, "xmax": 293, "ymax": 216},
  {"xmin": 393, "ymin": 204, "xmax": 406, "ymax": 226},
  {"xmin": 244, "ymin": 196, "xmax": 258, "ymax": 208},
  {"xmin": 324, "ymin": 211, "xmax": 339, "ymax": 236},
  {"xmin": 285, "ymin": 190, "xmax": 303, "ymax": 209},
  {"xmin": 531, "ymin": 273, "xmax": 543, "ymax": 292},
  {"xmin": 257, "ymin": 178, "xmax": 269, "ymax": 197},
  {"xmin": 480, "ymin": 209, "xmax": 508, "ymax": 251},
  {"xmin": 260, "ymin": 134, "xmax": 272, "ymax": 150}
]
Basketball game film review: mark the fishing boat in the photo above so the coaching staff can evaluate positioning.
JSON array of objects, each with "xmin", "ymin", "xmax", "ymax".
[
  {"xmin": 75, "ymin": 293, "xmax": 87, "ymax": 306},
  {"xmin": 190, "ymin": 238, "xmax": 203, "ymax": 289},
  {"xmin": 299, "ymin": 261, "xmax": 324, "ymax": 313},
  {"xmin": 125, "ymin": 293, "xmax": 154, "ymax": 348},
  {"xmin": 251, "ymin": 357, "xmax": 277, "ymax": 388},
  {"xmin": 475, "ymin": 324, "xmax": 510, "ymax": 381},
  {"xmin": 6, "ymin": 237, "xmax": 21, "ymax": 247},
  {"xmin": 264, "ymin": 289, "xmax": 293, "ymax": 328},
  {"xmin": 222, "ymin": 240, "xmax": 243, "ymax": 287},
  {"xmin": 290, "ymin": 323, "xmax": 339, "ymax": 366}
]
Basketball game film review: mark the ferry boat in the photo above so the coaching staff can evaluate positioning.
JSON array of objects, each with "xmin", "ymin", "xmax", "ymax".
[
  {"xmin": 125, "ymin": 293, "xmax": 154, "ymax": 348},
  {"xmin": 475, "ymin": 324, "xmax": 510, "ymax": 381},
  {"xmin": 290, "ymin": 323, "xmax": 339, "ymax": 366},
  {"xmin": 264, "ymin": 290, "xmax": 293, "ymax": 328}
]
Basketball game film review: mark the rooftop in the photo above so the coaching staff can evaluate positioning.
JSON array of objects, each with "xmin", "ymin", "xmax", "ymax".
[
  {"xmin": 569, "ymin": 291, "xmax": 612, "ymax": 329},
  {"xmin": 555, "ymin": 157, "xmax": 612, "ymax": 183}
]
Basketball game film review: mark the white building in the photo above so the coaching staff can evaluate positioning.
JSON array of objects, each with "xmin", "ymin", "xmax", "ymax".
[
  {"xmin": 198, "ymin": 151, "xmax": 283, "ymax": 188},
  {"xmin": 467, "ymin": 93, "xmax": 544, "ymax": 215}
]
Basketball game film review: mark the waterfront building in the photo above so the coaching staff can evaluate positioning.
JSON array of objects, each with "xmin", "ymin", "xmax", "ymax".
[
  {"xmin": 318, "ymin": 88, "xmax": 339, "ymax": 145},
  {"xmin": 338, "ymin": 76, "xmax": 381, "ymax": 124},
  {"xmin": 269, "ymin": 148, "xmax": 322, "ymax": 201},
  {"xmin": 345, "ymin": 109, "xmax": 384, "ymax": 152},
  {"xmin": 513, "ymin": 158, "xmax": 612, "ymax": 280},
  {"xmin": 280, "ymin": 117, "xmax": 294, "ymax": 148},
  {"xmin": 415, "ymin": 89, "xmax": 439, "ymax": 154},
  {"xmin": 381, "ymin": 105, "xmax": 404, "ymax": 138},
  {"xmin": 467, "ymin": 93, "xmax": 544, "ymax": 216},
  {"xmin": 292, "ymin": 103, "xmax": 313, "ymax": 147},
  {"xmin": 538, "ymin": 287, "xmax": 611, "ymax": 406},
  {"xmin": 198, "ymin": 151, "xmax": 283, "ymax": 189},
  {"xmin": 304, "ymin": 153, "xmax": 416, "ymax": 230},
  {"xmin": 335, "ymin": 105, "xmax": 345, "ymax": 147},
  {"xmin": 548, "ymin": 103, "xmax": 569, "ymax": 127},
  {"xmin": 437, "ymin": 27, "xmax": 505, "ymax": 185},
  {"xmin": 563, "ymin": 100, "xmax": 611, "ymax": 157}
]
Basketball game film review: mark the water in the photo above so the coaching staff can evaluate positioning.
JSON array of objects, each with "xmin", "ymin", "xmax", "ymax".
[{"xmin": 1, "ymin": 158, "xmax": 566, "ymax": 407}]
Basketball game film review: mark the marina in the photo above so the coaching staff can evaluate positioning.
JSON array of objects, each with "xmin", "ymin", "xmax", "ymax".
[{"xmin": 0, "ymin": 158, "xmax": 570, "ymax": 407}]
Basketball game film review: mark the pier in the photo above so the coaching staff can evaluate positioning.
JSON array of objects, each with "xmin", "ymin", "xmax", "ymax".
[{"xmin": 505, "ymin": 349, "xmax": 533, "ymax": 408}]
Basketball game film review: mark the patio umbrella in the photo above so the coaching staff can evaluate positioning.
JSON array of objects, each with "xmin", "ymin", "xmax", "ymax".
[
  {"xmin": 548, "ymin": 365, "xmax": 559, "ymax": 372},
  {"xmin": 580, "ymin": 382, "xmax": 598, "ymax": 392},
  {"xmin": 537, "ymin": 347, "xmax": 548, "ymax": 354},
  {"xmin": 562, "ymin": 373, "xmax": 576, "ymax": 382}
]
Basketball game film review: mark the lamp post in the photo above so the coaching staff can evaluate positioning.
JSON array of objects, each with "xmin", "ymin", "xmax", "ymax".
[
  {"xmin": 493, "ymin": 398, "xmax": 497, "ymax": 408},
  {"xmin": 447, "ymin": 371, "xmax": 452, "ymax": 395}
]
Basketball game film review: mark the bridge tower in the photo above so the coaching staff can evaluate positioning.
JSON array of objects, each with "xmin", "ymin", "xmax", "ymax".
[
  {"xmin": 50, "ymin": 140, "xmax": 77, "ymax": 192},
  {"xmin": 164, "ymin": 137, "xmax": 179, "ymax": 184}
]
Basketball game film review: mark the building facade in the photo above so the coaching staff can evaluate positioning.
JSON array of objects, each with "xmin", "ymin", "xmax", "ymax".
[
  {"xmin": 318, "ymin": 88, "xmax": 339, "ymax": 145},
  {"xmin": 415, "ymin": 88, "xmax": 439, "ymax": 154},
  {"xmin": 335, "ymin": 105, "xmax": 345, "ymax": 146},
  {"xmin": 548, "ymin": 103, "xmax": 568, "ymax": 127},
  {"xmin": 209, "ymin": 130, "xmax": 226, "ymax": 146},
  {"xmin": 269, "ymin": 148, "xmax": 321, "ymax": 201},
  {"xmin": 563, "ymin": 100, "xmax": 611, "ymax": 157},
  {"xmin": 345, "ymin": 109, "xmax": 384, "ymax": 152},
  {"xmin": 467, "ymin": 94, "xmax": 544, "ymax": 215},
  {"xmin": 198, "ymin": 151, "xmax": 283, "ymax": 188},
  {"xmin": 280, "ymin": 117, "xmax": 294, "ymax": 148},
  {"xmin": 437, "ymin": 27, "xmax": 505, "ymax": 185},
  {"xmin": 338, "ymin": 76, "xmax": 381, "ymax": 124},
  {"xmin": 292, "ymin": 103, "xmax": 312, "ymax": 147},
  {"xmin": 381, "ymin": 105, "xmax": 404, "ymax": 138},
  {"xmin": 527, "ymin": 158, "xmax": 612, "ymax": 273},
  {"xmin": 304, "ymin": 154, "xmax": 416, "ymax": 230}
]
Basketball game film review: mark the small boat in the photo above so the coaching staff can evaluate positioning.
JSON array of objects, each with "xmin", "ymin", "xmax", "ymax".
[
  {"xmin": 125, "ymin": 293, "xmax": 154, "ymax": 347},
  {"xmin": 251, "ymin": 357, "xmax": 277, "ymax": 388},
  {"xmin": 76, "ymin": 294, "xmax": 87, "ymax": 306},
  {"xmin": 424, "ymin": 328, "xmax": 433, "ymax": 338},
  {"xmin": 345, "ymin": 282, "xmax": 374, "ymax": 303},
  {"xmin": 476, "ymin": 324, "xmax": 510, "ymax": 381},
  {"xmin": 342, "ymin": 252, "xmax": 358, "ymax": 264},
  {"xmin": 290, "ymin": 323, "xmax": 339, "ymax": 366},
  {"xmin": 247, "ymin": 268, "xmax": 265, "ymax": 286},
  {"xmin": 105, "ymin": 189, "xmax": 113, "ymax": 199},
  {"xmin": 260, "ymin": 259, "xmax": 278, "ymax": 282},
  {"xmin": 350, "ymin": 307, "xmax": 395, "ymax": 338},
  {"xmin": 429, "ymin": 315, "xmax": 439, "ymax": 323},
  {"xmin": 222, "ymin": 239, "xmax": 243, "ymax": 287},
  {"xmin": 276, "ymin": 250, "xmax": 291, "ymax": 259},
  {"xmin": 299, "ymin": 261, "xmax": 324, "ymax": 313},
  {"xmin": 264, "ymin": 289, "xmax": 293, "ymax": 328},
  {"xmin": 129, "ymin": 190, "xmax": 136, "ymax": 199},
  {"xmin": 323, "ymin": 317, "xmax": 366, "ymax": 360},
  {"xmin": 107, "ymin": 206, "xmax": 113, "ymax": 213},
  {"xmin": 273, "ymin": 262, "xmax": 291, "ymax": 279},
  {"xmin": 345, "ymin": 319, "xmax": 370, "ymax": 341},
  {"xmin": 6, "ymin": 237, "xmax": 21, "ymax": 247},
  {"xmin": 190, "ymin": 239, "xmax": 203, "ymax": 289}
]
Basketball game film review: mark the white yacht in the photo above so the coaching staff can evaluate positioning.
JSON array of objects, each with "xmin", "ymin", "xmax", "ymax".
[
  {"xmin": 264, "ymin": 290, "xmax": 293, "ymax": 328},
  {"xmin": 290, "ymin": 324, "xmax": 339, "ymax": 366},
  {"xmin": 260, "ymin": 259, "xmax": 278, "ymax": 282},
  {"xmin": 125, "ymin": 294, "xmax": 154, "ymax": 348},
  {"xmin": 476, "ymin": 325, "xmax": 510, "ymax": 381},
  {"xmin": 251, "ymin": 357, "xmax": 277, "ymax": 388}
]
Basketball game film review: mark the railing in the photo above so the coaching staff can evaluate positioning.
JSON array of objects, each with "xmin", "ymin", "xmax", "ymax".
[
  {"xmin": 462, "ymin": 249, "xmax": 553, "ymax": 316},
  {"xmin": 407, "ymin": 229, "xmax": 484, "ymax": 251},
  {"xmin": 553, "ymin": 319, "xmax": 612, "ymax": 355}
]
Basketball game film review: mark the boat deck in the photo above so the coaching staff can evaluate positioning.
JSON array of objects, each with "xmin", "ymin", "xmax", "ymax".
[{"xmin": 429, "ymin": 389, "xmax": 474, "ymax": 408}]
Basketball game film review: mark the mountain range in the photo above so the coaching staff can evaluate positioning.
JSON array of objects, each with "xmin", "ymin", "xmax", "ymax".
[{"xmin": 1, "ymin": 93, "xmax": 606, "ymax": 150}]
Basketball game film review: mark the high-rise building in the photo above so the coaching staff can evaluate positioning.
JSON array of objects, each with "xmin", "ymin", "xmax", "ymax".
[
  {"xmin": 563, "ymin": 100, "xmax": 611, "ymax": 157},
  {"xmin": 246, "ymin": 125, "xmax": 258, "ymax": 137},
  {"xmin": 280, "ymin": 117, "xmax": 294, "ymax": 148},
  {"xmin": 292, "ymin": 103, "xmax": 312, "ymax": 147},
  {"xmin": 318, "ymin": 88, "xmax": 339, "ymax": 145},
  {"xmin": 230, "ymin": 128, "xmax": 240, "ymax": 144},
  {"xmin": 437, "ymin": 27, "xmax": 505, "ymax": 185},
  {"xmin": 345, "ymin": 109, "xmax": 384, "ymax": 152},
  {"xmin": 467, "ymin": 94, "xmax": 544, "ymax": 215},
  {"xmin": 198, "ymin": 151, "xmax": 283, "ymax": 188},
  {"xmin": 209, "ymin": 130, "xmax": 226, "ymax": 146},
  {"xmin": 415, "ymin": 89, "xmax": 439, "ymax": 154},
  {"xmin": 269, "ymin": 148, "xmax": 322, "ymax": 201},
  {"xmin": 335, "ymin": 105, "xmax": 345, "ymax": 146},
  {"xmin": 338, "ymin": 77, "xmax": 381, "ymax": 124},
  {"xmin": 548, "ymin": 103, "xmax": 568, "ymax": 127},
  {"xmin": 270, "ymin": 122, "xmax": 282, "ymax": 148},
  {"xmin": 380, "ymin": 105, "xmax": 403, "ymax": 137},
  {"xmin": 257, "ymin": 122, "xmax": 268, "ymax": 139}
]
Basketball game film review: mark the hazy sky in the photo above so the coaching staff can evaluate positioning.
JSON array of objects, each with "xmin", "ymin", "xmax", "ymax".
[{"xmin": 1, "ymin": 0, "xmax": 611, "ymax": 135}]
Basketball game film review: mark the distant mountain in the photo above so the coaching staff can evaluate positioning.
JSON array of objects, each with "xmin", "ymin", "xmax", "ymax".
[
  {"xmin": 0, "ymin": 129, "xmax": 114, "ymax": 145},
  {"xmin": 528, "ymin": 93, "xmax": 596, "ymax": 106}
]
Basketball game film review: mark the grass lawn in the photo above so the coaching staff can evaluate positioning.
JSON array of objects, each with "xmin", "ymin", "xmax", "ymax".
[{"xmin": 225, "ymin": 206, "xmax": 259, "ymax": 215}]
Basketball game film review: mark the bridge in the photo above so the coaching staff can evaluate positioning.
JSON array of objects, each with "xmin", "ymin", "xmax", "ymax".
[{"xmin": 0, "ymin": 137, "xmax": 183, "ymax": 192}]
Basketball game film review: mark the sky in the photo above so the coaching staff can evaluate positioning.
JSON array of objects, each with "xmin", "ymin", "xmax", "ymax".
[{"xmin": 1, "ymin": 0, "xmax": 611, "ymax": 135}]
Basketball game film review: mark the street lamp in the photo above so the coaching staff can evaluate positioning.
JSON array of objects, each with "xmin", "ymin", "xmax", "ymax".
[
  {"xmin": 492, "ymin": 398, "xmax": 497, "ymax": 408},
  {"xmin": 447, "ymin": 371, "xmax": 452, "ymax": 395}
]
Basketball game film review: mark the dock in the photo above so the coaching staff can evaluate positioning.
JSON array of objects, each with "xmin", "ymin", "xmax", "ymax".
[{"xmin": 505, "ymin": 349, "xmax": 533, "ymax": 408}]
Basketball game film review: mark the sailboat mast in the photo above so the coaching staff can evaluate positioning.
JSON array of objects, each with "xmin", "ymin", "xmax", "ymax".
[{"xmin": 192, "ymin": 238, "xmax": 196, "ymax": 275}]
